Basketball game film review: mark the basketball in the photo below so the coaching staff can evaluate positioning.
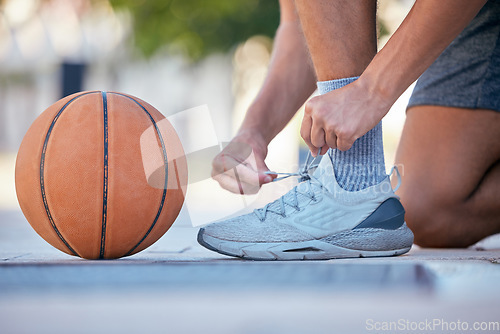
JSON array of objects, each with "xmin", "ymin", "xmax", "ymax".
[{"xmin": 15, "ymin": 91, "xmax": 188, "ymax": 259}]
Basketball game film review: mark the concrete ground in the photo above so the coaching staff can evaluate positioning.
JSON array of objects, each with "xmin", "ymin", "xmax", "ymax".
[{"xmin": 1, "ymin": 209, "xmax": 500, "ymax": 334}]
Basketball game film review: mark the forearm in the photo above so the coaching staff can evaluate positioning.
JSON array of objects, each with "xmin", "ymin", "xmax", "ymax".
[
  {"xmin": 238, "ymin": 21, "xmax": 317, "ymax": 145},
  {"xmin": 360, "ymin": 0, "xmax": 487, "ymax": 110}
]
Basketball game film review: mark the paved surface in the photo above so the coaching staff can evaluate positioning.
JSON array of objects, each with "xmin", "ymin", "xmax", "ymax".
[{"xmin": 1, "ymin": 209, "xmax": 500, "ymax": 334}]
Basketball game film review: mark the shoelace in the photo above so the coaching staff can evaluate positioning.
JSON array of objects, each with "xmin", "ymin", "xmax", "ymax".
[{"xmin": 254, "ymin": 151, "xmax": 323, "ymax": 222}]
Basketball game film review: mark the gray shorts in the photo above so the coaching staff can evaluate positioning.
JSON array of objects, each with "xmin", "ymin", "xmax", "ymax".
[{"xmin": 408, "ymin": 0, "xmax": 500, "ymax": 112}]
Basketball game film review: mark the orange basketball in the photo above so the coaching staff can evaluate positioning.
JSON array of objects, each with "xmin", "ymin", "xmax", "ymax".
[{"xmin": 15, "ymin": 91, "xmax": 187, "ymax": 259}]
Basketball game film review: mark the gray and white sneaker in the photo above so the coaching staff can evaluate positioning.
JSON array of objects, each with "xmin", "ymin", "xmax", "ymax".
[{"xmin": 198, "ymin": 154, "xmax": 414, "ymax": 260}]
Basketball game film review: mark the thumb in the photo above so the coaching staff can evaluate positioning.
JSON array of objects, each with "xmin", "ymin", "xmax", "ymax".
[{"xmin": 255, "ymin": 159, "xmax": 275, "ymax": 185}]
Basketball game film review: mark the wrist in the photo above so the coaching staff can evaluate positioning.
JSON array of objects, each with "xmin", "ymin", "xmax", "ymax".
[
  {"xmin": 234, "ymin": 128, "xmax": 268, "ymax": 155},
  {"xmin": 357, "ymin": 70, "xmax": 398, "ymax": 117},
  {"xmin": 237, "ymin": 103, "xmax": 276, "ymax": 145}
]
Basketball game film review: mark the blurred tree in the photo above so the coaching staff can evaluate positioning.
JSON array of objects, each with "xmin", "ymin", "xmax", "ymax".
[{"xmin": 108, "ymin": 0, "xmax": 280, "ymax": 61}]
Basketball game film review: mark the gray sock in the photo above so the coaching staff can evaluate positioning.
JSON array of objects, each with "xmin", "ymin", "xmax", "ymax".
[{"xmin": 316, "ymin": 77, "xmax": 386, "ymax": 191}]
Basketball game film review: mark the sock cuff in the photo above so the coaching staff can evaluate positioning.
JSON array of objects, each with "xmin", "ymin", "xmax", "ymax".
[
  {"xmin": 317, "ymin": 76, "xmax": 359, "ymax": 95},
  {"xmin": 316, "ymin": 75, "xmax": 385, "ymax": 191}
]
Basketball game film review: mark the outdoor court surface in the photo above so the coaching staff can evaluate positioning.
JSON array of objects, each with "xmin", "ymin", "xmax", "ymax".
[{"xmin": 1, "ymin": 209, "xmax": 499, "ymax": 334}]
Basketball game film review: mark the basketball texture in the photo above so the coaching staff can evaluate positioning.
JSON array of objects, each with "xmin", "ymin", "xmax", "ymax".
[{"xmin": 15, "ymin": 91, "xmax": 187, "ymax": 259}]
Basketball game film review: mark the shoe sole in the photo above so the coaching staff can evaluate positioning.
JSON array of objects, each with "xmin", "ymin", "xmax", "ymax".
[{"xmin": 198, "ymin": 224, "xmax": 413, "ymax": 261}]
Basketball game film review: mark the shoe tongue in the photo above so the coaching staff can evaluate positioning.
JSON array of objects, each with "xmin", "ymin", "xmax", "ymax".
[{"xmin": 312, "ymin": 154, "xmax": 337, "ymax": 194}]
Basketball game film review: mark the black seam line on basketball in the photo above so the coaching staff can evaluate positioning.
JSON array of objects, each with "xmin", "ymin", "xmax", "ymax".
[
  {"xmin": 109, "ymin": 93, "xmax": 169, "ymax": 256},
  {"xmin": 40, "ymin": 91, "xmax": 100, "ymax": 257},
  {"xmin": 99, "ymin": 92, "xmax": 109, "ymax": 259}
]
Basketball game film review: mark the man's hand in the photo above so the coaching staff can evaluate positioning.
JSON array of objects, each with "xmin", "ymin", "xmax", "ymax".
[
  {"xmin": 300, "ymin": 79, "xmax": 390, "ymax": 156},
  {"xmin": 211, "ymin": 132, "xmax": 275, "ymax": 194}
]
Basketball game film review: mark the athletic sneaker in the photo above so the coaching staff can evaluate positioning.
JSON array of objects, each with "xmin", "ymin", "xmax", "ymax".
[{"xmin": 198, "ymin": 153, "xmax": 414, "ymax": 260}]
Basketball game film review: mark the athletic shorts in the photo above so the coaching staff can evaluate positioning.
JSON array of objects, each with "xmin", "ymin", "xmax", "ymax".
[{"xmin": 408, "ymin": 0, "xmax": 500, "ymax": 112}]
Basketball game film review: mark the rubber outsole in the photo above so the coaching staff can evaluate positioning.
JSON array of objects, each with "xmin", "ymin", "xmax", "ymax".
[{"xmin": 197, "ymin": 225, "xmax": 413, "ymax": 261}]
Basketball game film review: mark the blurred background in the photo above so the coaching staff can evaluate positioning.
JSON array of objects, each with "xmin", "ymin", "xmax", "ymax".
[{"xmin": 0, "ymin": 0, "xmax": 415, "ymax": 223}]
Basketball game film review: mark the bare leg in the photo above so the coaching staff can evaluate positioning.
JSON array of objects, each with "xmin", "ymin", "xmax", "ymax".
[
  {"xmin": 294, "ymin": 0, "xmax": 377, "ymax": 80},
  {"xmin": 395, "ymin": 106, "xmax": 500, "ymax": 247}
]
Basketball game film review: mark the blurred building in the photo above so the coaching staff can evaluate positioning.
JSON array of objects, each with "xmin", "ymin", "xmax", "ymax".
[{"xmin": 0, "ymin": 0, "xmax": 235, "ymax": 152}]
